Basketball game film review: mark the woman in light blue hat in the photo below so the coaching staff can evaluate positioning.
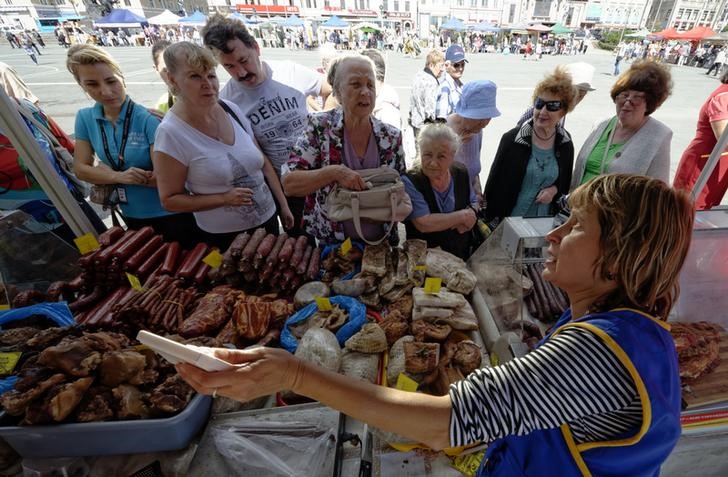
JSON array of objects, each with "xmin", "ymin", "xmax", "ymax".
[
  {"xmin": 446, "ymin": 79, "xmax": 501, "ymax": 196},
  {"xmin": 484, "ymin": 66, "xmax": 576, "ymax": 225}
]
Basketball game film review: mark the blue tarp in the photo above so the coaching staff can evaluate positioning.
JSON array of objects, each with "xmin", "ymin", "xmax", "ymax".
[
  {"xmin": 95, "ymin": 8, "xmax": 147, "ymax": 26},
  {"xmin": 473, "ymin": 21, "xmax": 500, "ymax": 33},
  {"xmin": 179, "ymin": 11, "xmax": 207, "ymax": 24},
  {"xmin": 282, "ymin": 14, "xmax": 304, "ymax": 27},
  {"xmin": 322, "ymin": 15, "xmax": 349, "ymax": 28},
  {"xmin": 440, "ymin": 17, "xmax": 467, "ymax": 31}
]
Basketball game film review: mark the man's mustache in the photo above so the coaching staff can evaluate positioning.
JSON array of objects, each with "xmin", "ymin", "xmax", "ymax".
[{"xmin": 238, "ymin": 73, "xmax": 254, "ymax": 82}]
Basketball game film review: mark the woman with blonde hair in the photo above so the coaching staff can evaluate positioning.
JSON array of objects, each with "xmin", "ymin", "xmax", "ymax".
[
  {"xmin": 571, "ymin": 59, "xmax": 673, "ymax": 189},
  {"xmin": 484, "ymin": 66, "xmax": 577, "ymax": 224},
  {"xmin": 68, "ymin": 43, "xmax": 197, "ymax": 244},
  {"xmin": 152, "ymin": 42, "xmax": 292, "ymax": 250},
  {"xmin": 178, "ymin": 174, "xmax": 694, "ymax": 475}
]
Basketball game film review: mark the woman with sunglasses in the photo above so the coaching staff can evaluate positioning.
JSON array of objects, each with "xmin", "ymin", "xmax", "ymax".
[
  {"xmin": 571, "ymin": 60, "xmax": 672, "ymax": 190},
  {"xmin": 483, "ymin": 67, "xmax": 576, "ymax": 225}
]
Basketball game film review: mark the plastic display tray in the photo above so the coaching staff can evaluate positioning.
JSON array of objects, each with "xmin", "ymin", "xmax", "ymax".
[{"xmin": 0, "ymin": 394, "xmax": 211, "ymax": 458}]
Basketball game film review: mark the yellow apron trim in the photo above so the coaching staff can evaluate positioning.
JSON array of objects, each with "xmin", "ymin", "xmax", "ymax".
[
  {"xmin": 554, "ymin": 322, "xmax": 652, "ymax": 452},
  {"xmin": 559, "ymin": 423, "xmax": 593, "ymax": 477}
]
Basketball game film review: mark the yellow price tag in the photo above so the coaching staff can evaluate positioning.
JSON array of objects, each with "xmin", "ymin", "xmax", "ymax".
[
  {"xmin": 340, "ymin": 238, "xmax": 352, "ymax": 256},
  {"xmin": 395, "ymin": 373, "xmax": 419, "ymax": 392},
  {"xmin": 126, "ymin": 273, "xmax": 144, "ymax": 291},
  {"xmin": 74, "ymin": 233, "xmax": 100, "ymax": 255},
  {"xmin": 424, "ymin": 277, "xmax": 442, "ymax": 294},
  {"xmin": 490, "ymin": 353, "xmax": 500, "ymax": 367},
  {"xmin": 133, "ymin": 344, "xmax": 150, "ymax": 351},
  {"xmin": 451, "ymin": 449, "xmax": 486, "ymax": 477},
  {"xmin": 0, "ymin": 304, "xmax": 9, "ymax": 311},
  {"xmin": 0, "ymin": 352, "xmax": 22, "ymax": 375},
  {"xmin": 414, "ymin": 265, "xmax": 426, "ymax": 271},
  {"xmin": 315, "ymin": 296, "xmax": 332, "ymax": 311},
  {"xmin": 202, "ymin": 249, "xmax": 223, "ymax": 269}
]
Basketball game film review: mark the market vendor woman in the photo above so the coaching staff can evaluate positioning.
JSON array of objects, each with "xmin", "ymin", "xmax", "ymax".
[{"xmin": 177, "ymin": 174, "xmax": 693, "ymax": 476}]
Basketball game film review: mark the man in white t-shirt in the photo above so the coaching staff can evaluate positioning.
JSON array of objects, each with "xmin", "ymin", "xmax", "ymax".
[{"xmin": 201, "ymin": 14, "xmax": 331, "ymax": 238}]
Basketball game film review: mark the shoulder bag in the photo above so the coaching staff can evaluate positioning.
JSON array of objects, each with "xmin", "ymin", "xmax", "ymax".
[{"xmin": 324, "ymin": 167, "xmax": 412, "ymax": 245}]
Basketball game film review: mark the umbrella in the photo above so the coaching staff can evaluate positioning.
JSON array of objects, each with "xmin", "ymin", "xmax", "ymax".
[
  {"xmin": 678, "ymin": 26, "xmax": 717, "ymax": 41},
  {"xmin": 625, "ymin": 28, "xmax": 652, "ymax": 38},
  {"xmin": 178, "ymin": 11, "xmax": 207, "ymax": 27},
  {"xmin": 440, "ymin": 17, "xmax": 467, "ymax": 31},
  {"xmin": 652, "ymin": 27, "xmax": 681, "ymax": 39},
  {"xmin": 282, "ymin": 14, "xmax": 304, "ymax": 27},
  {"xmin": 353, "ymin": 22, "xmax": 381, "ymax": 32},
  {"xmin": 320, "ymin": 15, "xmax": 349, "ymax": 28},
  {"xmin": 245, "ymin": 15, "xmax": 263, "ymax": 25},
  {"xmin": 94, "ymin": 8, "xmax": 147, "ymax": 28},
  {"xmin": 147, "ymin": 9, "xmax": 181, "ymax": 26},
  {"xmin": 526, "ymin": 23, "xmax": 551, "ymax": 32},
  {"xmin": 551, "ymin": 23, "xmax": 572, "ymax": 35},
  {"xmin": 473, "ymin": 21, "xmax": 500, "ymax": 33}
]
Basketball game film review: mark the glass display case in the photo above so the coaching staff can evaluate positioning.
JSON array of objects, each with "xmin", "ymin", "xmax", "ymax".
[{"xmin": 0, "ymin": 210, "xmax": 80, "ymax": 302}]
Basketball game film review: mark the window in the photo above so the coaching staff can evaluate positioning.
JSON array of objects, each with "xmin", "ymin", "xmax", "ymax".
[
  {"xmin": 394, "ymin": 0, "xmax": 399, "ymax": 10},
  {"xmin": 405, "ymin": 0, "xmax": 410, "ymax": 11},
  {"xmin": 677, "ymin": 8, "xmax": 684, "ymax": 18},
  {"xmin": 509, "ymin": 3, "xmax": 515, "ymax": 23},
  {"xmin": 383, "ymin": 0, "xmax": 388, "ymax": 9},
  {"xmin": 124, "ymin": 0, "xmax": 130, "ymax": 5}
]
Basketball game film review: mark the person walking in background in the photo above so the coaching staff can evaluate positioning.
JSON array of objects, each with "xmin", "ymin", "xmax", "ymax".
[
  {"xmin": 409, "ymin": 49, "xmax": 445, "ymax": 154},
  {"xmin": 32, "ymin": 30, "xmax": 45, "ymax": 48},
  {"xmin": 360, "ymin": 49, "xmax": 401, "ymax": 129},
  {"xmin": 707, "ymin": 48, "xmax": 726, "ymax": 76},
  {"xmin": 435, "ymin": 44, "xmax": 467, "ymax": 120},
  {"xmin": 674, "ymin": 69, "xmax": 728, "ymax": 209},
  {"xmin": 21, "ymin": 38, "xmax": 37, "ymax": 65},
  {"xmin": 614, "ymin": 41, "xmax": 627, "ymax": 76},
  {"xmin": 5, "ymin": 31, "xmax": 19, "ymax": 48}
]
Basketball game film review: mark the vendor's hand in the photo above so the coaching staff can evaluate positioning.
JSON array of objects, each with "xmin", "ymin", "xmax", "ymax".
[
  {"xmin": 280, "ymin": 206, "xmax": 295, "ymax": 230},
  {"xmin": 535, "ymin": 185, "xmax": 558, "ymax": 204},
  {"xmin": 175, "ymin": 347, "xmax": 303, "ymax": 402},
  {"xmin": 116, "ymin": 167, "xmax": 150, "ymax": 185},
  {"xmin": 336, "ymin": 166, "xmax": 368, "ymax": 191},
  {"xmin": 454, "ymin": 208, "xmax": 477, "ymax": 234},
  {"xmin": 224, "ymin": 188, "xmax": 254, "ymax": 206}
]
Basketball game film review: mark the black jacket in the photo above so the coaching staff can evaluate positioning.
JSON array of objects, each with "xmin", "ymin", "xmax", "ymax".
[
  {"xmin": 405, "ymin": 162, "xmax": 473, "ymax": 260},
  {"xmin": 484, "ymin": 120, "xmax": 574, "ymax": 222}
]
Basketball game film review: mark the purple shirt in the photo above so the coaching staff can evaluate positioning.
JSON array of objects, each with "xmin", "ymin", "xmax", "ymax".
[{"xmin": 342, "ymin": 128, "xmax": 386, "ymax": 242}]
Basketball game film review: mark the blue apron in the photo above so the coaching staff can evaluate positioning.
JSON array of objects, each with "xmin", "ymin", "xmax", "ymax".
[{"xmin": 477, "ymin": 308, "xmax": 682, "ymax": 477}]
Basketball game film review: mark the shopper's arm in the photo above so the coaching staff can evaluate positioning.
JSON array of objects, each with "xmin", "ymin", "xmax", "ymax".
[
  {"xmin": 261, "ymin": 157, "xmax": 293, "ymax": 229},
  {"xmin": 73, "ymin": 139, "xmax": 148, "ymax": 185},
  {"xmin": 282, "ymin": 165, "xmax": 367, "ymax": 196},
  {"xmin": 153, "ymin": 150, "xmax": 251, "ymax": 212},
  {"xmin": 412, "ymin": 209, "xmax": 476, "ymax": 233},
  {"xmin": 177, "ymin": 347, "xmax": 453, "ymax": 450}
]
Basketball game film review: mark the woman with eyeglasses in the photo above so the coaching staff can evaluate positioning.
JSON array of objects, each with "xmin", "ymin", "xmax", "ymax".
[
  {"xmin": 483, "ymin": 67, "xmax": 576, "ymax": 224},
  {"xmin": 571, "ymin": 60, "xmax": 673, "ymax": 190}
]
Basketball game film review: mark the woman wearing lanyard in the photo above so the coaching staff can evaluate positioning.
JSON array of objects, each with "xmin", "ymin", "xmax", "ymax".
[
  {"xmin": 571, "ymin": 60, "xmax": 672, "ymax": 190},
  {"xmin": 67, "ymin": 44, "xmax": 198, "ymax": 246}
]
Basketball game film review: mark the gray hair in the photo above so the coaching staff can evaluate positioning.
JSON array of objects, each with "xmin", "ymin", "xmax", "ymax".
[
  {"xmin": 326, "ymin": 54, "xmax": 377, "ymax": 99},
  {"xmin": 360, "ymin": 49, "xmax": 385, "ymax": 82},
  {"xmin": 417, "ymin": 123, "xmax": 461, "ymax": 153}
]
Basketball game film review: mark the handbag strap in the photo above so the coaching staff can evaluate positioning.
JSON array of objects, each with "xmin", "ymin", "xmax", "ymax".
[{"xmin": 350, "ymin": 191, "xmax": 396, "ymax": 246}]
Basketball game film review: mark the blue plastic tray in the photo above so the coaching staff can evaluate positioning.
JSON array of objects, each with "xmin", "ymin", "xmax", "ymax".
[{"xmin": 0, "ymin": 394, "xmax": 211, "ymax": 458}]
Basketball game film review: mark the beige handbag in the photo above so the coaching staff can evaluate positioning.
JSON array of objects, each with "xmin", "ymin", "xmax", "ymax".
[{"xmin": 325, "ymin": 167, "xmax": 412, "ymax": 245}]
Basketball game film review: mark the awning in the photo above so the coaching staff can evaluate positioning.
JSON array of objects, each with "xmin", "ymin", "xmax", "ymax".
[{"xmin": 94, "ymin": 8, "xmax": 147, "ymax": 28}]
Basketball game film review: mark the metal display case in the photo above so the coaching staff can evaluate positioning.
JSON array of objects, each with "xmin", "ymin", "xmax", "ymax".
[{"xmin": 0, "ymin": 210, "xmax": 80, "ymax": 299}]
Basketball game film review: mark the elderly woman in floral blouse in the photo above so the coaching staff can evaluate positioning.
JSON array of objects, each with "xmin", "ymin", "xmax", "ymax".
[{"xmin": 282, "ymin": 54, "xmax": 406, "ymax": 245}]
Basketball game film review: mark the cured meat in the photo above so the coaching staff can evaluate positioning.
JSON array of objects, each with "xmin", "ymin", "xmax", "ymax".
[
  {"xmin": 412, "ymin": 287, "xmax": 467, "ymax": 309},
  {"xmin": 341, "ymin": 350, "xmax": 379, "ymax": 384},
  {"xmin": 295, "ymin": 328, "xmax": 342, "ymax": 373},
  {"xmin": 670, "ymin": 321, "xmax": 725, "ymax": 382},
  {"xmin": 404, "ymin": 342, "xmax": 440, "ymax": 374},
  {"xmin": 345, "ymin": 323, "xmax": 388, "ymax": 353},
  {"xmin": 425, "ymin": 248, "xmax": 477, "ymax": 294},
  {"xmin": 178, "ymin": 289, "xmax": 233, "ymax": 337},
  {"xmin": 361, "ymin": 243, "xmax": 389, "ymax": 277},
  {"xmin": 233, "ymin": 301, "xmax": 272, "ymax": 341}
]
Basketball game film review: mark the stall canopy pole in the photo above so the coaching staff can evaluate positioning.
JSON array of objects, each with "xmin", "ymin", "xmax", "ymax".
[
  {"xmin": 690, "ymin": 123, "xmax": 728, "ymax": 204},
  {"xmin": 0, "ymin": 89, "xmax": 98, "ymax": 237}
]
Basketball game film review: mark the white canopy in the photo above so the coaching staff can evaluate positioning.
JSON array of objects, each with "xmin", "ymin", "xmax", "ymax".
[{"xmin": 147, "ymin": 9, "xmax": 181, "ymax": 26}]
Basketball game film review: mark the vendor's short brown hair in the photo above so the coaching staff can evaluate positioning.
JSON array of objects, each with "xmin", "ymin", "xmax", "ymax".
[
  {"xmin": 610, "ymin": 60, "xmax": 673, "ymax": 115},
  {"xmin": 569, "ymin": 174, "xmax": 694, "ymax": 320},
  {"xmin": 532, "ymin": 66, "xmax": 578, "ymax": 113},
  {"xmin": 202, "ymin": 13, "xmax": 257, "ymax": 53}
]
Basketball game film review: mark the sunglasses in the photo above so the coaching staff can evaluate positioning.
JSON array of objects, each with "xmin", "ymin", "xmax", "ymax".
[
  {"xmin": 451, "ymin": 61, "xmax": 466, "ymax": 69},
  {"xmin": 534, "ymin": 98, "xmax": 564, "ymax": 112}
]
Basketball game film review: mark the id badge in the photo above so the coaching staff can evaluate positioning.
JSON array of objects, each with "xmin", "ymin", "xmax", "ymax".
[{"xmin": 117, "ymin": 187, "xmax": 128, "ymax": 204}]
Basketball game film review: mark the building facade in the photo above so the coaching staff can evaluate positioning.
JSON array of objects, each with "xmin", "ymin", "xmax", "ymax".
[{"xmin": 644, "ymin": 0, "xmax": 725, "ymax": 31}]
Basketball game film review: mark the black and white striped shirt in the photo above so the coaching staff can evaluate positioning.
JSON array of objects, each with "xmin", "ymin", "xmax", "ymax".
[{"xmin": 449, "ymin": 327, "xmax": 642, "ymax": 447}]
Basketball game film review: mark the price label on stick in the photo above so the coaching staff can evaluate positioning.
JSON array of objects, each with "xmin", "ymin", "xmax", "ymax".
[
  {"xmin": 315, "ymin": 296, "xmax": 332, "ymax": 311},
  {"xmin": 74, "ymin": 233, "xmax": 100, "ymax": 255},
  {"xmin": 126, "ymin": 273, "xmax": 144, "ymax": 292},
  {"xmin": 414, "ymin": 265, "xmax": 426, "ymax": 272},
  {"xmin": 203, "ymin": 249, "xmax": 223, "ymax": 269},
  {"xmin": 424, "ymin": 277, "xmax": 442, "ymax": 294},
  {"xmin": 0, "ymin": 305, "xmax": 9, "ymax": 311},
  {"xmin": 340, "ymin": 238, "xmax": 352, "ymax": 256},
  {"xmin": 395, "ymin": 373, "xmax": 419, "ymax": 392}
]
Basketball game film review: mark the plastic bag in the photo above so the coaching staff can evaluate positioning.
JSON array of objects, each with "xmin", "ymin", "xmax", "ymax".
[
  {"xmin": 280, "ymin": 295, "xmax": 366, "ymax": 353},
  {"xmin": 0, "ymin": 302, "xmax": 74, "ymax": 328},
  {"xmin": 212, "ymin": 421, "xmax": 336, "ymax": 477}
]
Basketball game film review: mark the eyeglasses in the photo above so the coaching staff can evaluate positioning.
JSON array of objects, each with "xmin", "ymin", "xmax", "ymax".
[
  {"xmin": 615, "ymin": 91, "xmax": 646, "ymax": 105},
  {"xmin": 451, "ymin": 61, "xmax": 466, "ymax": 69},
  {"xmin": 534, "ymin": 98, "xmax": 564, "ymax": 112}
]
